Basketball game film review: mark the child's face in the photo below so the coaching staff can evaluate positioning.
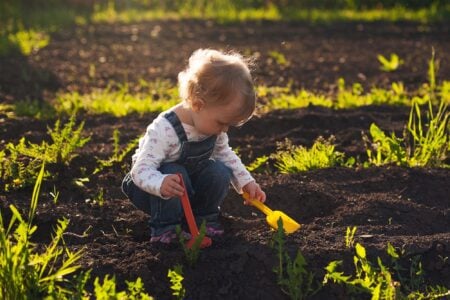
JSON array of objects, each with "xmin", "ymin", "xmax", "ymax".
[{"xmin": 192, "ymin": 98, "xmax": 252, "ymax": 135}]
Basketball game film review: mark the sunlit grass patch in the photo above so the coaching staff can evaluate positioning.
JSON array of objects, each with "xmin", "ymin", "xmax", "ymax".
[
  {"xmin": 272, "ymin": 137, "xmax": 354, "ymax": 173},
  {"xmin": 56, "ymin": 79, "xmax": 179, "ymax": 117},
  {"xmin": 363, "ymin": 53, "xmax": 449, "ymax": 168},
  {"xmin": 0, "ymin": 29, "xmax": 50, "ymax": 56},
  {"xmin": 90, "ymin": 3, "xmax": 449, "ymax": 23},
  {"xmin": 256, "ymin": 80, "xmax": 424, "ymax": 111}
]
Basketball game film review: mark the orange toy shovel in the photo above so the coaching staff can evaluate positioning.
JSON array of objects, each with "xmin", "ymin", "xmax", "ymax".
[
  {"xmin": 243, "ymin": 192, "xmax": 301, "ymax": 234},
  {"xmin": 177, "ymin": 173, "xmax": 212, "ymax": 249}
]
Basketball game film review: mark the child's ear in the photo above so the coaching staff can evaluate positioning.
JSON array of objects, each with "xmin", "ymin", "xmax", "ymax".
[{"xmin": 191, "ymin": 98, "xmax": 205, "ymax": 112}]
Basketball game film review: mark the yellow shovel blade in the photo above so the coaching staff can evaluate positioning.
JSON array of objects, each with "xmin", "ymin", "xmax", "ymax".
[
  {"xmin": 266, "ymin": 211, "xmax": 301, "ymax": 234},
  {"xmin": 242, "ymin": 192, "xmax": 301, "ymax": 234}
]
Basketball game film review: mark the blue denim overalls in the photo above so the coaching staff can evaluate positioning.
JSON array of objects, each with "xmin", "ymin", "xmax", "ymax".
[{"xmin": 122, "ymin": 111, "xmax": 232, "ymax": 236}]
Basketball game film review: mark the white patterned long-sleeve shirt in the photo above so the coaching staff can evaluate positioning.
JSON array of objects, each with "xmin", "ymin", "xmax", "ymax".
[{"xmin": 130, "ymin": 112, "xmax": 254, "ymax": 198}]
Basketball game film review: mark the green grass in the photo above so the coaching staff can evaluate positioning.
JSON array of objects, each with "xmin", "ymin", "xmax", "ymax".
[
  {"xmin": 1, "ymin": 1, "xmax": 448, "ymax": 56},
  {"xmin": 258, "ymin": 79, "xmax": 450, "ymax": 112},
  {"xmin": 271, "ymin": 137, "xmax": 354, "ymax": 173},
  {"xmin": 91, "ymin": 4, "xmax": 450, "ymax": 24},
  {"xmin": 56, "ymin": 80, "xmax": 179, "ymax": 117}
]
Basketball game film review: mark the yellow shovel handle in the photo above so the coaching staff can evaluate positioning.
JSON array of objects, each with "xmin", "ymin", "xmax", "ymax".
[{"xmin": 242, "ymin": 192, "xmax": 273, "ymax": 216}]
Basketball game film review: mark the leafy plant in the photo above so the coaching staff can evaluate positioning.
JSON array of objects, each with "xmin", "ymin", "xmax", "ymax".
[
  {"xmin": 268, "ymin": 50, "xmax": 290, "ymax": 67},
  {"xmin": 0, "ymin": 164, "xmax": 84, "ymax": 299},
  {"xmin": 272, "ymin": 136, "xmax": 354, "ymax": 173},
  {"xmin": 1, "ymin": 114, "xmax": 90, "ymax": 190},
  {"xmin": 363, "ymin": 52, "xmax": 449, "ymax": 168},
  {"xmin": 0, "ymin": 147, "xmax": 42, "ymax": 191},
  {"xmin": 167, "ymin": 265, "xmax": 186, "ymax": 300},
  {"xmin": 345, "ymin": 226, "xmax": 357, "ymax": 249},
  {"xmin": 176, "ymin": 221, "xmax": 207, "ymax": 267},
  {"xmin": 6, "ymin": 29, "xmax": 50, "ymax": 56},
  {"xmin": 56, "ymin": 80, "xmax": 179, "ymax": 117},
  {"xmin": 272, "ymin": 219, "xmax": 318, "ymax": 300},
  {"xmin": 13, "ymin": 99, "xmax": 57, "ymax": 119},
  {"xmin": 323, "ymin": 243, "xmax": 401, "ymax": 299},
  {"xmin": 7, "ymin": 114, "xmax": 90, "ymax": 165},
  {"xmin": 324, "ymin": 240, "xmax": 450, "ymax": 299},
  {"xmin": 246, "ymin": 155, "xmax": 269, "ymax": 173},
  {"xmin": 93, "ymin": 275, "xmax": 153, "ymax": 299},
  {"xmin": 377, "ymin": 53, "xmax": 404, "ymax": 72},
  {"xmin": 94, "ymin": 129, "xmax": 140, "ymax": 174}
]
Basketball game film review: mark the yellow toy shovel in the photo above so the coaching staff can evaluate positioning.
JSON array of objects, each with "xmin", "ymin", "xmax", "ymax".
[{"xmin": 243, "ymin": 192, "xmax": 301, "ymax": 234}]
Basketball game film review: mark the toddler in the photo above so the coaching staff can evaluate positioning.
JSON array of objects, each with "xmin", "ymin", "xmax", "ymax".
[{"xmin": 122, "ymin": 48, "xmax": 266, "ymax": 243}]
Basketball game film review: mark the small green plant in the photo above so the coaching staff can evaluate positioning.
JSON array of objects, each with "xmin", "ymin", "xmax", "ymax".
[
  {"xmin": 377, "ymin": 53, "xmax": 404, "ymax": 72},
  {"xmin": 56, "ymin": 80, "xmax": 179, "ymax": 117},
  {"xmin": 6, "ymin": 29, "xmax": 50, "ymax": 56},
  {"xmin": 13, "ymin": 99, "xmax": 56, "ymax": 119},
  {"xmin": 324, "ymin": 239, "xmax": 450, "ymax": 299},
  {"xmin": 323, "ymin": 242, "xmax": 400, "ymax": 298},
  {"xmin": 176, "ymin": 221, "xmax": 207, "ymax": 267},
  {"xmin": 167, "ymin": 265, "xmax": 186, "ymax": 300},
  {"xmin": 94, "ymin": 129, "xmax": 140, "ymax": 174},
  {"xmin": 272, "ymin": 137, "xmax": 354, "ymax": 173},
  {"xmin": 1, "ymin": 114, "xmax": 90, "ymax": 190},
  {"xmin": 364, "ymin": 51, "xmax": 449, "ymax": 168},
  {"xmin": 0, "ymin": 147, "xmax": 42, "ymax": 191},
  {"xmin": 7, "ymin": 114, "xmax": 90, "ymax": 166},
  {"xmin": 364, "ymin": 91, "xmax": 448, "ymax": 168},
  {"xmin": 50, "ymin": 185, "xmax": 60, "ymax": 204},
  {"xmin": 92, "ymin": 188, "xmax": 105, "ymax": 206},
  {"xmin": 272, "ymin": 219, "xmax": 318, "ymax": 300},
  {"xmin": 345, "ymin": 226, "xmax": 357, "ymax": 249},
  {"xmin": 246, "ymin": 155, "xmax": 269, "ymax": 173},
  {"xmin": 93, "ymin": 275, "xmax": 153, "ymax": 299},
  {"xmin": 0, "ymin": 164, "xmax": 84, "ymax": 299},
  {"xmin": 268, "ymin": 50, "xmax": 290, "ymax": 67}
]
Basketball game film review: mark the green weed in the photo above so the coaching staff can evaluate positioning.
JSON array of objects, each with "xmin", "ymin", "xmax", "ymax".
[
  {"xmin": 324, "ymin": 242, "xmax": 402, "ymax": 298},
  {"xmin": 268, "ymin": 50, "xmax": 290, "ymax": 67},
  {"xmin": 0, "ymin": 163, "xmax": 154, "ymax": 298},
  {"xmin": 246, "ymin": 155, "xmax": 270, "ymax": 173},
  {"xmin": 1, "ymin": 114, "xmax": 90, "ymax": 190},
  {"xmin": 167, "ymin": 265, "xmax": 186, "ymax": 300},
  {"xmin": 93, "ymin": 275, "xmax": 152, "ymax": 299},
  {"xmin": 363, "ymin": 53, "xmax": 449, "ymax": 168},
  {"xmin": 8, "ymin": 114, "xmax": 90, "ymax": 165},
  {"xmin": 0, "ymin": 164, "xmax": 83, "ymax": 299},
  {"xmin": 13, "ymin": 99, "xmax": 56, "ymax": 119},
  {"xmin": 272, "ymin": 137, "xmax": 354, "ymax": 173},
  {"xmin": 94, "ymin": 129, "xmax": 140, "ymax": 174},
  {"xmin": 323, "ymin": 241, "xmax": 450, "ymax": 299},
  {"xmin": 272, "ymin": 219, "xmax": 319, "ymax": 300},
  {"xmin": 377, "ymin": 53, "xmax": 404, "ymax": 72},
  {"xmin": 176, "ymin": 222, "xmax": 207, "ymax": 267},
  {"xmin": 56, "ymin": 80, "xmax": 179, "ymax": 117},
  {"xmin": 345, "ymin": 226, "xmax": 357, "ymax": 249}
]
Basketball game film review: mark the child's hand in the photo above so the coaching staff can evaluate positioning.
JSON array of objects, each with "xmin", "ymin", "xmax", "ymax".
[
  {"xmin": 242, "ymin": 181, "xmax": 266, "ymax": 205},
  {"xmin": 160, "ymin": 174, "xmax": 185, "ymax": 198}
]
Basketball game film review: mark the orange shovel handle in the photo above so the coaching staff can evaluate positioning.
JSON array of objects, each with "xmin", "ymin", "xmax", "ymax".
[{"xmin": 177, "ymin": 173, "xmax": 200, "ymax": 237}]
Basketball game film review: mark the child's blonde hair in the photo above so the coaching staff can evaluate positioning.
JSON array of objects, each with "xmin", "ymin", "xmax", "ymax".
[{"xmin": 178, "ymin": 49, "xmax": 255, "ymax": 117}]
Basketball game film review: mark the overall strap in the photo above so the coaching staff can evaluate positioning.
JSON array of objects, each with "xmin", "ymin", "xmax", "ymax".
[{"xmin": 164, "ymin": 111, "xmax": 188, "ymax": 143}]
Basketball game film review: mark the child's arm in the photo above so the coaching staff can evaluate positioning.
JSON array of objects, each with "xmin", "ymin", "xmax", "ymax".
[
  {"xmin": 213, "ymin": 133, "xmax": 265, "ymax": 202},
  {"xmin": 131, "ymin": 119, "xmax": 177, "ymax": 198}
]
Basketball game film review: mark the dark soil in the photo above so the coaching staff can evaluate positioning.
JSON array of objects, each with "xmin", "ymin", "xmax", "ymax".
[{"xmin": 0, "ymin": 20, "xmax": 449, "ymax": 299}]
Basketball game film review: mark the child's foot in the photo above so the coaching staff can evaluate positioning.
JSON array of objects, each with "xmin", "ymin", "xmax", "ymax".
[
  {"xmin": 206, "ymin": 224, "xmax": 224, "ymax": 236},
  {"xmin": 150, "ymin": 229, "xmax": 190, "ymax": 244}
]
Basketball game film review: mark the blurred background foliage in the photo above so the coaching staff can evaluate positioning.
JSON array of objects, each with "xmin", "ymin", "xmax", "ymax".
[{"xmin": 0, "ymin": 0, "xmax": 449, "ymax": 56}]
